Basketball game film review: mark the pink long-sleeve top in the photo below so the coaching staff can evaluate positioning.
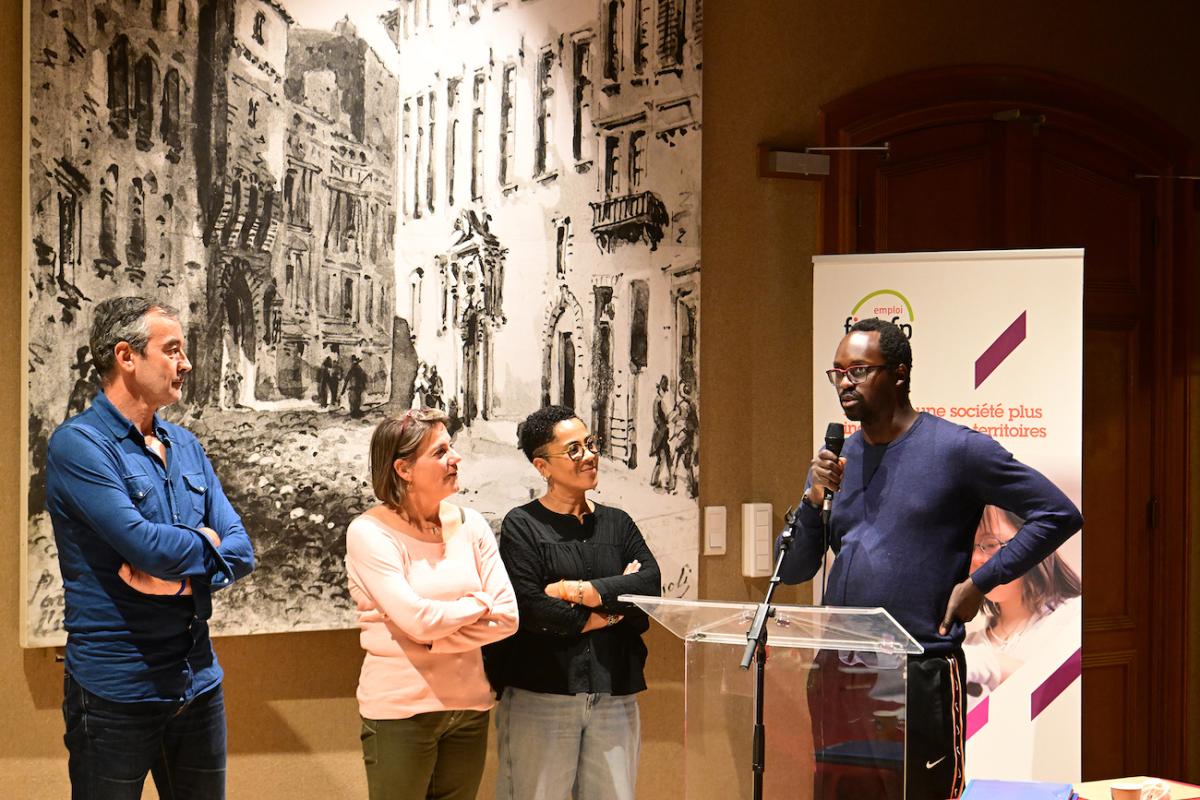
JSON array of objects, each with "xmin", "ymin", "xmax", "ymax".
[{"xmin": 345, "ymin": 502, "xmax": 518, "ymax": 720}]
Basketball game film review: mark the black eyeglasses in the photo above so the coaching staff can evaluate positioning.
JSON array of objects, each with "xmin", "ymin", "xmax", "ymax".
[
  {"xmin": 539, "ymin": 435, "xmax": 602, "ymax": 462},
  {"xmin": 825, "ymin": 364, "xmax": 888, "ymax": 386}
]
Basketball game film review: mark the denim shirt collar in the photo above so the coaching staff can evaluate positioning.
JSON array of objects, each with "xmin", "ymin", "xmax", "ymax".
[{"xmin": 90, "ymin": 392, "xmax": 171, "ymax": 445}]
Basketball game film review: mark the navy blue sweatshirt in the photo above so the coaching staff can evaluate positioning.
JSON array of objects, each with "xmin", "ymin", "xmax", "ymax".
[{"xmin": 778, "ymin": 413, "xmax": 1082, "ymax": 655}]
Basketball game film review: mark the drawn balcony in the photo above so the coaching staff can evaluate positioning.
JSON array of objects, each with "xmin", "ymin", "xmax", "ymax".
[{"xmin": 589, "ymin": 191, "xmax": 669, "ymax": 252}]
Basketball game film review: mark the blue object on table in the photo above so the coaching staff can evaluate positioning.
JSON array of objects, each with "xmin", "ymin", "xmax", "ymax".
[{"xmin": 961, "ymin": 779, "xmax": 1077, "ymax": 799}]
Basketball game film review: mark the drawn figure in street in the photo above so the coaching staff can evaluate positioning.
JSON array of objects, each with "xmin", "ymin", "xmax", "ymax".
[
  {"xmin": 329, "ymin": 359, "xmax": 345, "ymax": 409},
  {"xmin": 345, "ymin": 355, "xmax": 369, "ymax": 419},
  {"xmin": 317, "ymin": 357, "xmax": 335, "ymax": 407},
  {"xmin": 669, "ymin": 381, "xmax": 699, "ymax": 498},
  {"xmin": 425, "ymin": 366, "xmax": 445, "ymax": 411},
  {"xmin": 223, "ymin": 365, "xmax": 243, "ymax": 410},
  {"xmin": 262, "ymin": 278, "xmax": 281, "ymax": 346},
  {"xmin": 446, "ymin": 396, "xmax": 464, "ymax": 438},
  {"xmin": 649, "ymin": 375, "xmax": 673, "ymax": 491},
  {"xmin": 64, "ymin": 346, "xmax": 99, "ymax": 422},
  {"xmin": 412, "ymin": 363, "xmax": 430, "ymax": 410}
]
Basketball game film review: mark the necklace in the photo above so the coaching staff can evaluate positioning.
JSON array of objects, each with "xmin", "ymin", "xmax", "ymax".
[
  {"xmin": 988, "ymin": 617, "xmax": 1031, "ymax": 649},
  {"xmin": 392, "ymin": 506, "xmax": 443, "ymax": 543}
]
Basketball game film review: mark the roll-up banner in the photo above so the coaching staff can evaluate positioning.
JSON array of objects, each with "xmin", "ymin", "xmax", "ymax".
[{"xmin": 811, "ymin": 249, "xmax": 1083, "ymax": 783}]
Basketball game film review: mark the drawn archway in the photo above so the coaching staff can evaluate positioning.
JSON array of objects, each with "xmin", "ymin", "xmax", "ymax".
[
  {"xmin": 540, "ymin": 285, "xmax": 586, "ymax": 409},
  {"xmin": 219, "ymin": 258, "xmax": 256, "ymax": 406}
]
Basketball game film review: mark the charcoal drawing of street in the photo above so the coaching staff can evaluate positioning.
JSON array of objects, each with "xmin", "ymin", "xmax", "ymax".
[{"xmin": 25, "ymin": 0, "xmax": 702, "ymax": 645}]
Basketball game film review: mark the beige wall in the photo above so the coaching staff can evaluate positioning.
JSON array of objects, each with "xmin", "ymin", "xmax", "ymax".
[{"xmin": 4, "ymin": 1, "xmax": 1199, "ymax": 796}]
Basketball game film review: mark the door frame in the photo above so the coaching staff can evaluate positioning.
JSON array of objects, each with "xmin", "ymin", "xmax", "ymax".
[{"xmin": 817, "ymin": 64, "xmax": 1196, "ymax": 778}]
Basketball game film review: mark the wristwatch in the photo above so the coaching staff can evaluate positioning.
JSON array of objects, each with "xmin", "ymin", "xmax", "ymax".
[{"xmin": 606, "ymin": 613, "xmax": 620, "ymax": 627}]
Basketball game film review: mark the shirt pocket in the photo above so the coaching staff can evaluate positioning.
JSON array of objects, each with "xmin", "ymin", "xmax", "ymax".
[
  {"xmin": 121, "ymin": 472, "xmax": 155, "ymax": 507},
  {"xmin": 181, "ymin": 472, "xmax": 209, "ymax": 520}
]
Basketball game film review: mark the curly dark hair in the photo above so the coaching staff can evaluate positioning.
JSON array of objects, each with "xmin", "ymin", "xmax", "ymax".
[
  {"xmin": 849, "ymin": 317, "xmax": 913, "ymax": 396},
  {"xmin": 517, "ymin": 405, "xmax": 580, "ymax": 461}
]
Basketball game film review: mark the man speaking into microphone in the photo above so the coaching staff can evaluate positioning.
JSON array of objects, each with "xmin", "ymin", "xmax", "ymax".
[{"xmin": 777, "ymin": 318, "xmax": 1082, "ymax": 800}]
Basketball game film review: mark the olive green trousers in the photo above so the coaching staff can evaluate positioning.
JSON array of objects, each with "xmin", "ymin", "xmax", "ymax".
[{"xmin": 360, "ymin": 709, "xmax": 490, "ymax": 800}]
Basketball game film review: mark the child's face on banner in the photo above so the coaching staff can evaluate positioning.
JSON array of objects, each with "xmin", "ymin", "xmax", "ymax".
[{"xmin": 973, "ymin": 506, "xmax": 1023, "ymax": 604}]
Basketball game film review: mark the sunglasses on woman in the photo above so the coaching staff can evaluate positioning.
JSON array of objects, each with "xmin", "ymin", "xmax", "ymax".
[{"xmin": 540, "ymin": 435, "xmax": 602, "ymax": 462}]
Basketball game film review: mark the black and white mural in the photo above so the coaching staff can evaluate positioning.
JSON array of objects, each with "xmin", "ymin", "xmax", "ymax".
[{"xmin": 24, "ymin": 0, "xmax": 701, "ymax": 647}]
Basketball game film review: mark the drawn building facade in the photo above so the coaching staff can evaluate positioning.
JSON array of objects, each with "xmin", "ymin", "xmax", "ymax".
[
  {"xmin": 28, "ymin": 0, "xmax": 398, "ymax": 419},
  {"xmin": 384, "ymin": 0, "xmax": 701, "ymax": 482},
  {"xmin": 25, "ymin": 0, "xmax": 402, "ymax": 646},
  {"xmin": 28, "ymin": 0, "xmax": 208, "ymax": 428},
  {"xmin": 279, "ymin": 22, "xmax": 399, "ymax": 402},
  {"xmin": 196, "ymin": 2, "xmax": 398, "ymax": 406},
  {"xmin": 193, "ymin": 0, "xmax": 292, "ymax": 406}
]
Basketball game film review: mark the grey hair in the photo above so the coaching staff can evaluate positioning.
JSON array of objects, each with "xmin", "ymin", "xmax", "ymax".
[{"xmin": 89, "ymin": 296, "xmax": 181, "ymax": 382}]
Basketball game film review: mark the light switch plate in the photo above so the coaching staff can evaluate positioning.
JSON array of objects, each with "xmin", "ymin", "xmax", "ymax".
[
  {"xmin": 741, "ymin": 503, "xmax": 773, "ymax": 577},
  {"xmin": 703, "ymin": 506, "xmax": 726, "ymax": 555}
]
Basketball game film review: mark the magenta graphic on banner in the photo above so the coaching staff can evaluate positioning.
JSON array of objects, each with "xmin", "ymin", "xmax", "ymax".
[
  {"xmin": 975, "ymin": 312, "xmax": 1028, "ymax": 388},
  {"xmin": 966, "ymin": 696, "xmax": 990, "ymax": 741},
  {"xmin": 1030, "ymin": 649, "xmax": 1083, "ymax": 721}
]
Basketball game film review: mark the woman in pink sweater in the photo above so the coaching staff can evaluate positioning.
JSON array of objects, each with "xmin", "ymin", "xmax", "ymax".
[{"xmin": 345, "ymin": 408, "xmax": 518, "ymax": 800}]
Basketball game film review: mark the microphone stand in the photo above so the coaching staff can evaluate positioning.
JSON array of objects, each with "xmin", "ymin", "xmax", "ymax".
[
  {"xmin": 740, "ymin": 513, "xmax": 795, "ymax": 800},
  {"xmin": 820, "ymin": 493, "xmax": 832, "ymax": 606}
]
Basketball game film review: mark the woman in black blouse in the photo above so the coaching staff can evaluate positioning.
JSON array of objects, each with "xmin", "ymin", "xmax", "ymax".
[{"xmin": 486, "ymin": 405, "xmax": 661, "ymax": 800}]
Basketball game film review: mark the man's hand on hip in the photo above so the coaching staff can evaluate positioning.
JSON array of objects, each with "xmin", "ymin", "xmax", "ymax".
[{"xmin": 939, "ymin": 577, "xmax": 985, "ymax": 635}]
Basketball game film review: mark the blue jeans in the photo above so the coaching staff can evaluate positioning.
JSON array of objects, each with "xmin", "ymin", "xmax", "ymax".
[
  {"xmin": 494, "ymin": 687, "xmax": 640, "ymax": 800},
  {"xmin": 63, "ymin": 673, "xmax": 227, "ymax": 800}
]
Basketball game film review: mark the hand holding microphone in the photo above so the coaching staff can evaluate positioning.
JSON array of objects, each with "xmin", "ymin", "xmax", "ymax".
[{"xmin": 808, "ymin": 423, "xmax": 846, "ymax": 517}]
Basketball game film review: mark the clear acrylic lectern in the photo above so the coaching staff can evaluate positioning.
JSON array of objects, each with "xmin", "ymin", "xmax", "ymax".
[{"xmin": 622, "ymin": 596, "xmax": 924, "ymax": 800}]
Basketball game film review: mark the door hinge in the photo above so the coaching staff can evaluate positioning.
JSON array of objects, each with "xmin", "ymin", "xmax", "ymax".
[{"xmin": 1146, "ymin": 496, "xmax": 1159, "ymax": 530}]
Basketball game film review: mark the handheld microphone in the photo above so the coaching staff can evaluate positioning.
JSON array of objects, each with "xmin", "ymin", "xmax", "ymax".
[{"xmin": 821, "ymin": 422, "xmax": 845, "ymax": 518}]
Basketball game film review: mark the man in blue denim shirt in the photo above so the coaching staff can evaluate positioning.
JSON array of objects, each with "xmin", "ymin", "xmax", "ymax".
[{"xmin": 46, "ymin": 296, "xmax": 255, "ymax": 799}]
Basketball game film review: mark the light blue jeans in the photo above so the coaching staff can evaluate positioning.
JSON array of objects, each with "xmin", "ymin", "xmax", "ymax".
[{"xmin": 494, "ymin": 687, "xmax": 640, "ymax": 800}]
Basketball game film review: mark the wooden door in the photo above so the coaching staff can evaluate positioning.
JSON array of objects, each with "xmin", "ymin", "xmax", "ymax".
[{"xmin": 820, "ymin": 67, "xmax": 1193, "ymax": 780}]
